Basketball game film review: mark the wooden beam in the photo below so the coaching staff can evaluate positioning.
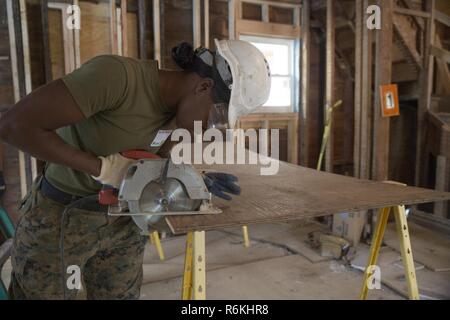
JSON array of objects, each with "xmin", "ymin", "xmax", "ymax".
[
  {"xmin": 324, "ymin": 0, "xmax": 334, "ymax": 173},
  {"xmin": 393, "ymin": 15, "xmax": 422, "ymax": 73},
  {"xmin": 7, "ymin": 1, "xmax": 22, "ymax": 103},
  {"xmin": 110, "ymin": 0, "xmax": 118, "ymax": 54},
  {"xmin": 300, "ymin": 0, "xmax": 310, "ymax": 167},
  {"xmin": 337, "ymin": 2, "xmax": 355, "ymax": 33},
  {"xmin": 434, "ymin": 155, "xmax": 448, "ymax": 218},
  {"xmin": 228, "ymin": 0, "xmax": 236, "ymax": 39},
  {"xmin": 73, "ymin": 0, "xmax": 80, "ymax": 68},
  {"xmin": 394, "ymin": 7, "xmax": 431, "ymax": 19},
  {"xmin": 415, "ymin": 0, "xmax": 435, "ymax": 187},
  {"xmin": 19, "ymin": 0, "xmax": 38, "ymax": 181},
  {"xmin": 235, "ymin": 19, "xmax": 300, "ymax": 38},
  {"xmin": 434, "ymin": 35, "xmax": 450, "ymax": 95},
  {"xmin": 372, "ymin": 0, "xmax": 393, "ymax": 181},
  {"xmin": 121, "ymin": 0, "xmax": 128, "ymax": 57},
  {"xmin": 239, "ymin": 113, "xmax": 299, "ymax": 122},
  {"xmin": 19, "ymin": 0, "xmax": 32, "ymax": 96},
  {"xmin": 48, "ymin": 3, "xmax": 76, "ymax": 73},
  {"xmin": 137, "ymin": 0, "xmax": 146, "ymax": 59},
  {"xmin": 116, "ymin": 7, "xmax": 122, "ymax": 55},
  {"xmin": 287, "ymin": 116, "xmax": 299, "ymax": 165},
  {"xmin": 334, "ymin": 0, "xmax": 367, "ymax": 245},
  {"xmin": 6, "ymin": 0, "xmax": 27, "ymax": 198},
  {"xmin": 37, "ymin": 0, "xmax": 52, "ymax": 174},
  {"xmin": 293, "ymin": 4, "xmax": 300, "ymax": 28},
  {"xmin": 261, "ymin": 4, "xmax": 269, "ymax": 23},
  {"xmin": 399, "ymin": 0, "xmax": 425, "ymax": 29},
  {"xmin": 354, "ymin": 0, "xmax": 363, "ymax": 179},
  {"xmin": 153, "ymin": 0, "xmax": 161, "ymax": 63},
  {"xmin": 240, "ymin": 0, "xmax": 301, "ymax": 10},
  {"xmin": 360, "ymin": 0, "xmax": 373, "ymax": 180},
  {"xmin": 434, "ymin": 9, "xmax": 450, "ymax": 27},
  {"xmin": 193, "ymin": 0, "xmax": 201, "ymax": 48},
  {"xmin": 10, "ymin": 0, "xmax": 25, "ymax": 97},
  {"xmin": 41, "ymin": 0, "xmax": 52, "ymax": 83},
  {"xmin": 204, "ymin": 0, "xmax": 210, "ymax": 48},
  {"xmin": 430, "ymin": 45, "xmax": 450, "ymax": 64}
]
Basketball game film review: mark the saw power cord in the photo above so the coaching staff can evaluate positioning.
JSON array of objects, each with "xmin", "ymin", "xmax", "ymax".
[{"xmin": 59, "ymin": 194, "xmax": 100, "ymax": 300}]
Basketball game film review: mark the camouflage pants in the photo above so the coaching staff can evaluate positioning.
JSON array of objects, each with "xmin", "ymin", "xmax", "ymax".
[{"xmin": 8, "ymin": 181, "xmax": 147, "ymax": 300}]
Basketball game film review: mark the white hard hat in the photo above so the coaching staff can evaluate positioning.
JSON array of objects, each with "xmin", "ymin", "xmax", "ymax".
[{"xmin": 214, "ymin": 39, "xmax": 271, "ymax": 128}]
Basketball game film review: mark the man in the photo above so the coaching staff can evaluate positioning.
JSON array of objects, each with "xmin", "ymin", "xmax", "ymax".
[{"xmin": 0, "ymin": 39, "xmax": 270, "ymax": 299}]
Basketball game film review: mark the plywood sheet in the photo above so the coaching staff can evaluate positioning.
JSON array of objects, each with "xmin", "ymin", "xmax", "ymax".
[{"xmin": 166, "ymin": 161, "xmax": 450, "ymax": 234}]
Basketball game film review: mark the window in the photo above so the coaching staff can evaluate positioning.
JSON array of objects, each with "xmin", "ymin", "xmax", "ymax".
[{"xmin": 239, "ymin": 35, "xmax": 297, "ymax": 112}]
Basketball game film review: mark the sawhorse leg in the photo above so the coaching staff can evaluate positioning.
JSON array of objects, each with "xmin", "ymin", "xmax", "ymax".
[
  {"xmin": 149, "ymin": 231, "xmax": 165, "ymax": 261},
  {"xmin": 360, "ymin": 205, "xmax": 419, "ymax": 300},
  {"xmin": 182, "ymin": 231, "xmax": 206, "ymax": 300},
  {"xmin": 242, "ymin": 225, "xmax": 250, "ymax": 248}
]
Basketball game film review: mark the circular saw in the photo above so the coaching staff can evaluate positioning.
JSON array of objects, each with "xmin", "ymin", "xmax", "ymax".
[{"xmin": 108, "ymin": 156, "xmax": 221, "ymax": 234}]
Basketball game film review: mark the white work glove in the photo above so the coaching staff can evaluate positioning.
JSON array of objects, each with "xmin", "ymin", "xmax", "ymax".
[{"xmin": 92, "ymin": 153, "xmax": 136, "ymax": 188}]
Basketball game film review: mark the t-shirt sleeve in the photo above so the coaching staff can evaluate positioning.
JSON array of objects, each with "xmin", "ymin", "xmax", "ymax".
[{"xmin": 61, "ymin": 55, "xmax": 127, "ymax": 118}]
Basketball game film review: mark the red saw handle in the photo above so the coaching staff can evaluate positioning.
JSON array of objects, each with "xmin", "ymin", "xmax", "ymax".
[
  {"xmin": 120, "ymin": 150, "xmax": 161, "ymax": 160},
  {"xmin": 99, "ymin": 150, "xmax": 161, "ymax": 205}
]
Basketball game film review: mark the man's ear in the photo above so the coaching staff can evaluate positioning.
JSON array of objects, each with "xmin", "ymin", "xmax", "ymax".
[{"xmin": 195, "ymin": 78, "xmax": 214, "ymax": 95}]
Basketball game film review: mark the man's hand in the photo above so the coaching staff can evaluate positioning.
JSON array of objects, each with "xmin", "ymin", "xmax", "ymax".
[
  {"xmin": 92, "ymin": 153, "xmax": 136, "ymax": 188},
  {"xmin": 203, "ymin": 172, "xmax": 241, "ymax": 201}
]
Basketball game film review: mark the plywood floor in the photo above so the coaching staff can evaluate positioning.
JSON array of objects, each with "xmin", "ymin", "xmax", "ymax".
[{"xmin": 140, "ymin": 221, "xmax": 402, "ymax": 300}]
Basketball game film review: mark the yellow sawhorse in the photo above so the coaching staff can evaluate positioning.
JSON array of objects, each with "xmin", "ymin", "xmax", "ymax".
[
  {"xmin": 181, "ymin": 227, "xmax": 248, "ymax": 300},
  {"xmin": 180, "ymin": 225, "xmax": 250, "ymax": 300},
  {"xmin": 180, "ymin": 205, "xmax": 420, "ymax": 300},
  {"xmin": 242, "ymin": 225, "xmax": 250, "ymax": 248},
  {"xmin": 149, "ymin": 231, "xmax": 165, "ymax": 261},
  {"xmin": 360, "ymin": 205, "xmax": 419, "ymax": 300},
  {"xmin": 182, "ymin": 231, "xmax": 206, "ymax": 300},
  {"xmin": 149, "ymin": 225, "xmax": 247, "ymax": 264}
]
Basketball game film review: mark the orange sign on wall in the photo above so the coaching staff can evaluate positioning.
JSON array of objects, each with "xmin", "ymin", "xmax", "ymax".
[{"xmin": 379, "ymin": 84, "xmax": 400, "ymax": 117}]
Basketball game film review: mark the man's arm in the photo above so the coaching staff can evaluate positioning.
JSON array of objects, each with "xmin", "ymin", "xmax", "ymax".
[{"xmin": 0, "ymin": 80, "xmax": 101, "ymax": 176}]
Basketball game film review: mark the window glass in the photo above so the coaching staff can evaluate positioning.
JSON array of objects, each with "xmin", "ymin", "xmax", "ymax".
[
  {"xmin": 249, "ymin": 42, "xmax": 289, "ymax": 75},
  {"xmin": 240, "ymin": 35, "xmax": 295, "ymax": 109},
  {"xmin": 265, "ymin": 76, "xmax": 291, "ymax": 107}
]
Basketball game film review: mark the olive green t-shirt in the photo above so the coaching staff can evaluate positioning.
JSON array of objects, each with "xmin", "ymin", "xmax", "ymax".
[{"xmin": 45, "ymin": 55, "xmax": 174, "ymax": 196}]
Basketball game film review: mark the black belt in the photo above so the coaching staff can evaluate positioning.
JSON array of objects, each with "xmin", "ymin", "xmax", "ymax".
[{"xmin": 40, "ymin": 177, "xmax": 108, "ymax": 212}]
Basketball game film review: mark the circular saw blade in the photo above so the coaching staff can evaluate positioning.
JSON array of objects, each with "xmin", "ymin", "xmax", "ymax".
[
  {"xmin": 139, "ymin": 178, "xmax": 201, "ymax": 213},
  {"xmin": 132, "ymin": 178, "xmax": 201, "ymax": 233}
]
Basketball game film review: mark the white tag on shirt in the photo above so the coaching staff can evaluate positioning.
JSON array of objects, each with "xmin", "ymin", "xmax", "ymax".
[{"xmin": 150, "ymin": 130, "xmax": 172, "ymax": 147}]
